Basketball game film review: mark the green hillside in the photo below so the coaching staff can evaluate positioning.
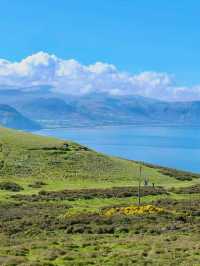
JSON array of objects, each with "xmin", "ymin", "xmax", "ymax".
[
  {"xmin": 0, "ymin": 126, "xmax": 199, "ymax": 192},
  {"xmin": 0, "ymin": 127, "xmax": 200, "ymax": 266}
]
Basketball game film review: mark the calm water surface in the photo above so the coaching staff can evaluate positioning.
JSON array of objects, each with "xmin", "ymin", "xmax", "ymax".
[{"xmin": 35, "ymin": 126, "xmax": 200, "ymax": 173}]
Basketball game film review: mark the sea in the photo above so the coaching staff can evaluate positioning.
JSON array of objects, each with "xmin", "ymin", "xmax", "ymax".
[{"xmin": 35, "ymin": 125, "xmax": 200, "ymax": 173}]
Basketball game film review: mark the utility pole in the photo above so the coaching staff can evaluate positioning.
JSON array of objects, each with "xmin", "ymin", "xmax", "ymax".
[
  {"xmin": 138, "ymin": 165, "xmax": 142, "ymax": 206},
  {"xmin": 189, "ymin": 191, "xmax": 192, "ymax": 224}
]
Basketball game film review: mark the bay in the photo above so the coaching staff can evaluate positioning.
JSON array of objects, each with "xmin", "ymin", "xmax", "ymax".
[{"xmin": 35, "ymin": 125, "xmax": 200, "ymax": 173}]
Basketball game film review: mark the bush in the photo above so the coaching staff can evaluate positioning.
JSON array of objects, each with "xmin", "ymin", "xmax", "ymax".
[
  {"xmin": 28, "ymin": 181, "xmax": 47, "ymax": 188},
  {"xmin": 13, "ymin": 186, "xmax": 167, "ymax": 202},
  {"xmin": 172, "ymin": 184, "xmax": 200, "ymax": 194},
  {"xmin": 0, "ymin": 182, "xmax": 23, "ymax": 192}
]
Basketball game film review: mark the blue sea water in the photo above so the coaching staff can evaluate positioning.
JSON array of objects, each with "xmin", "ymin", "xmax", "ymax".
[{"xmin": 35, "ymin": 126, "xmax": 200, "ymax": 173}]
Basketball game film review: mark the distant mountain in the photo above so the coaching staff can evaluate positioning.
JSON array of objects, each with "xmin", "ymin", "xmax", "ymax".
[
  {"xmin": 15, "ymin": 97, "xmax": 90, "ymax": 127},
  {"xmin": 13, "ymin": 94, "xmax": 200, "ymax": 127},
  {"xmin": 0, "ymin": 104, "xmax": 41, "ymax": 130},
  {"xmin": 0, "ymin": 86, "xmax": 53, "ymax": 105},
  {"xmin": 1, "ymin": 88, "xmax": 200, "ymax": 127},
  {"xmin": 19, "ymin": 98, "xmax": 76, "ymax": 120}
]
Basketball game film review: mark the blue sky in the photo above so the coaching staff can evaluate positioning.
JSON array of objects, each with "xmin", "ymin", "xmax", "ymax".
[
  {"xmin": 1, "ymin": 0, "xmax": 200, "ymax": 101},
  {"xmin": 1, "ymin": 0, "xmax": 200, "ymax": 86}
]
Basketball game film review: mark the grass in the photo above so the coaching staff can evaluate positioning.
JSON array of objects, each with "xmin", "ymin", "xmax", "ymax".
[
  {"xmin": 0, "ymin": 126, "xmax": 198, "ymax": 198},
  {"xmin": 0, "ymin": 126, "xmax": 200, "ymax": 265}
]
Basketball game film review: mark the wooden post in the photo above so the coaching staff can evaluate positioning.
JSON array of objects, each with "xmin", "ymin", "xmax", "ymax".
[
  {"xmin": 138, "ymin": 165, "xmax": 142, "ymax": 206},
  {"xmin": 189, "ymin": 192, "xmax": 192, "ymax": 224}
]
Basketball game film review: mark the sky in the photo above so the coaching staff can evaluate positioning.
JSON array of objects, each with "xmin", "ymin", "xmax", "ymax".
[{"xmin": 1, "ymin": 0, "xmax": 200, "ymax": 101}]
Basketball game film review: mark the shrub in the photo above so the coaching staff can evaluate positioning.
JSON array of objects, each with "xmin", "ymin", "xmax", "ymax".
[
  {"xmin": 13, "ymin": 186, "xmax": 167, "ymax": 202},
  {"xmin": 103, "ymin": 205, "xmax": 165, "ymax": 217},
  {"xmin": 0, "ymin": 182, "xmax": 23, "ymax": 192},
  {"xmin": 173, "ymin": 184, "xmax": 200, "ymax": 194},
  {"xmin": 28, "ymin": 181, "xmax": 47, "ymax": 188}
]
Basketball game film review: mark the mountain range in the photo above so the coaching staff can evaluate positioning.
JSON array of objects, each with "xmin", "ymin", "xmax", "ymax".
[{"xmin": 1, "ymin": 86, "xmax": 200, "ymax": 129}]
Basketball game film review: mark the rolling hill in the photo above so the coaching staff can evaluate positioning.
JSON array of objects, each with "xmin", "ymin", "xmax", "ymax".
[
  {"xmin": 0, "ymin": 127, "xmax": 200, "ymax": 265},
  {"xmin": 0, "ymin": 126, "xmax": 199, "ymax": 187},
  {"xmin": 0, "ymin": 126, "xmax": 163, "ymax": 183}
]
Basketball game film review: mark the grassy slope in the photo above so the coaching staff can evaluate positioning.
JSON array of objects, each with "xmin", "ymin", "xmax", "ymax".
[
  {"xmin": 0, "ymin": 127, "xmax": 200, "ymax": 266},
  {"xmin": 0, "ymin": 127, "xmax": 198, "ymax": 193}
]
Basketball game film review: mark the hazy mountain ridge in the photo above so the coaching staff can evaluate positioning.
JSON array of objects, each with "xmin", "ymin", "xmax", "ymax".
[
  {"xmin": 0, "ymin": 104, "xmax": 41, "ymax": 130},
  {"xmin": 1, "ymin": 87, "xmax": 200, "ymax": 128},
  {"xmin": 17, "ymin": 95, "xmax": 200, "ymax": 127}
]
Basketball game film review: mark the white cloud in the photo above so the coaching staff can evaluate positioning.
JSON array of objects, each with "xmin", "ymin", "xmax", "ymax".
[{"xmin": 0, "ymin": 51, "xmax": 199, "ymax": 101}]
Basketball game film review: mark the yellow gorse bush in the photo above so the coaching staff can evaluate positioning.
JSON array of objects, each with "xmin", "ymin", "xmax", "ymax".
[
  {"xmin": 60, "ymin": 208, "xmax": 94, "ymax": 220},
  {"xmin": 103, "ymin": 205, "xmax": 165, "ymax": 217}
]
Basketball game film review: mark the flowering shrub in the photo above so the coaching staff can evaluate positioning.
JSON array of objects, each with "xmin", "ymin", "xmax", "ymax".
[
  {"xmin": 103, "ymin": 205, "xmax": 165, "ymax": 217},
  {"xmin": 60, "ymin": 208, "xmax": 94, "ymax": 220}
]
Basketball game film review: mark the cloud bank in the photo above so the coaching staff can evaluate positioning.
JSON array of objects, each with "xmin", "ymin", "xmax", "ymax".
[{"xmin": 0, "ymin": 51, "xmax": 199, "ymax": 101}]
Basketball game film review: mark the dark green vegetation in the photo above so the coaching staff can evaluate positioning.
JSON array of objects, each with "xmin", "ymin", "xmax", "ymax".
[
  {"xmin": 12, "ymin": 186, "xmax": 167, "ymax": 202},
  {"xmin": 0, "ymin": 127, "xmax": 200, "ymax": 265},
  {"xmin": 172, "ymin": 184, "xmax": 200, "ymax": 194},
  {"xmin": 139, "ymin": 161, "xmax": 200, "ymax": 181},
  {"xmin": 0, "ymin": 181, "xmax": 23, "ymax": 192}
]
